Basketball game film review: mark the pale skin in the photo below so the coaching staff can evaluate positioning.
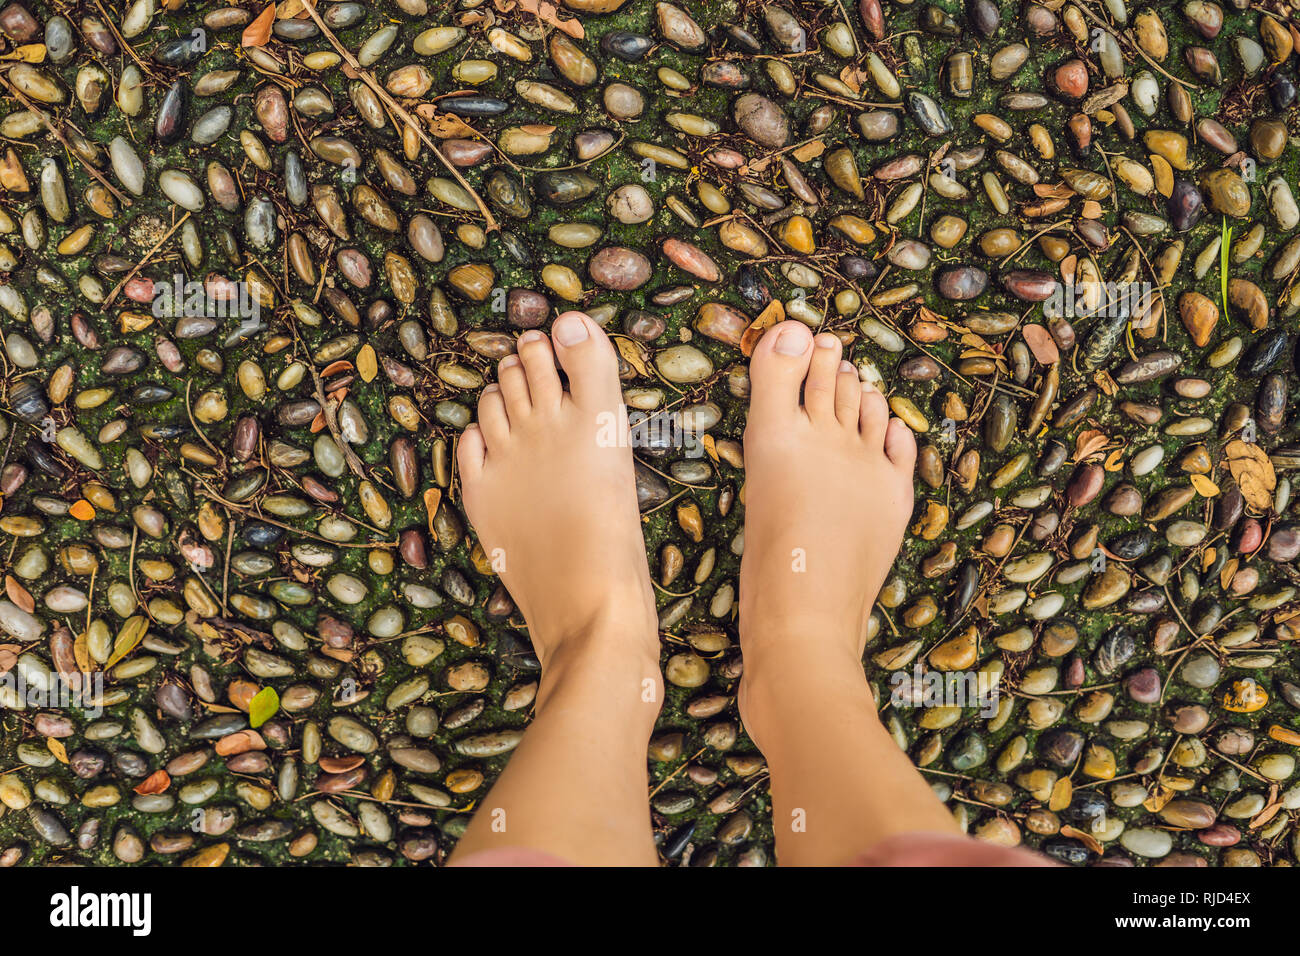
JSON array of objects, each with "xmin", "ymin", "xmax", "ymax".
[{"xmin": 448, "ymin": 313, "xmax": 960, "ymax": 867}]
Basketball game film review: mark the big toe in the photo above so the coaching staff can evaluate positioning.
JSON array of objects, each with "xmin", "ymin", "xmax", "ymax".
[
  {"xmin": 551, "ymin": 311, "xmax": 622, "ymax": 410},
  {"xmin": 748, "ymin": 320, "xmax": 814, "ymax": 421}
]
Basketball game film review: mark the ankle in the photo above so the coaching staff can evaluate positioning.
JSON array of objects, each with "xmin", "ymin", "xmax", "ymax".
[
  {"xmin": 536, "ymin": 625, "xmax": 663, "ymax": 717},
  {"xmin": 739, "ymin": 644, "xmax": 876, "ymax": 743}
]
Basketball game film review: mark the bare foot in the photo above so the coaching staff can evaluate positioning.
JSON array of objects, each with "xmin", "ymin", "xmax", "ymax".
[
  {"xmin": 737, "ymin": 320, "xmax": 916, "ymax": 740},
  {"xmin": 456, "ymin": 311, "xmax": 660, "ymax": 687}
]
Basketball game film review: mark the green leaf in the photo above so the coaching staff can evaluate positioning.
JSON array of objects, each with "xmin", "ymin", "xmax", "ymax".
[
  {"xmin": 1220, "ymin": 216, "xmax": 1232, "ymax": 319},
  {"xmin": 249, "ymin": 687, "xmax": 279, "ymax": 728}
]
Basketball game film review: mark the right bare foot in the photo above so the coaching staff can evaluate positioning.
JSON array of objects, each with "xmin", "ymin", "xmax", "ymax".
[{"xmin": 737, "ymin": 321, "xmax": 917, "ymax": 741}]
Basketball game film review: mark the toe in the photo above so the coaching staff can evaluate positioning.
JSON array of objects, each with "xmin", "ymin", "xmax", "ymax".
[
  {"xmin": 833, "ymin": 361, "xmax": 862, "ymax": 427},
  {"xmin": 884, "ymin": 416, "xmax": 918, "ymax": 469},
  {"xmin": 551, "ymin": 311, "xmax": 622, "ymax": 410},
  {"xmin": 497, "ymin": 354, "xmax": 531, "ymax": 420},
  {"xmin": 748, "ymin": 320, "xmax": 813, "ymax": 421},
  {"xmin": 516, "ymin": 329, "xmax": 562, "ymax": 411},
  {"xmin": 803, "ymin": 333, "xmax": 843, "ymax": 421},
  {"xmin": 859, "ymin": 382, "xmax": 890, "ymax": 447},
  {"xmin": 476, "ymin": 384, "xmax": 510, "ymax": 449},
  {"xmin": 457, "ymin": 424, "xmax": 486, "ymax": 481}
]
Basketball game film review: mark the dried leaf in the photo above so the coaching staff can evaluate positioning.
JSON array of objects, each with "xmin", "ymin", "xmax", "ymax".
[
  {"xmin": 1189, "ymin": 473, "xmax": 1220, "ymax": 497},
  {"xmin": 1103, "ymin": 448, "xmax": 1125, "ymax": 472},
  {"xmin": 1220, "ymin": 557, "xmax": 1239, "ymax": 591},
  {"xmin": 790, "ymin": 140, "xmax": 826, "ymax": 163},
  {"xmin": 423, "ymin": 487, "xmax": 443, "ymax": 542},
  {"xmin": 69, "ymin": 499, "xmax": 95, "ymax": 520},
  {"xmin": 1226, "ymin": 439, "xmax": 1276, "ymax": 511},
  {"xmin": 740, "ymin": 299, "xmax": 786, "ymax": 357},
  {"xmin": 5, "ymin": 575, "xmax": 34, "ymax": 614},
  {"xmin": 0, "ymin": 44, "xmax": 47, "ymax": 63},
  {"xmin": 1021, "ymin": 324, "xmax": 1060, "ymax": 365},
  {"xmin": 46, "ymin": 738, "xmax": 68, "ymax": 764},
  {"xmin": 1059, "ymin": 825, "xmax": 1103, "ymax": 856},
  {"xmin": 106, "ymin": 615, "xmax": 148, "ymax": 670},
  {"xmin": 516, "ymin": 0, "xmax": 584, "ymax": 38},
  {"xmin": 614, "ymin": 336, "xmax": 649, "ymax": 376},
  {"xmin": 249, "ymin": 686, "xmax": 279, "ymax": 728},
  {"xmin": 1048, "ymin": 775, "xmax": 1072, "ymax": 812},
  {"xmin": 426, "ymin": 113, "xmax": 478, "ymax": 138},
  {"xmin": 1073, "ymin": 429, "xmax": 1109, "ymax": 463},
  {"xmin": 1143, "ymin": 784, "xmax": 1174, "ymax": 813},
  {"xmin": 701, "ymin": 434, "xmax": 719, "ymax": 463},
  {"xmin": 1092, "ymin": 369, "xmax": 1118, "ymax": 397},
  {"xmin": 72, "ymin": 631, "xmax": 91, "ymax": 674},
  {"xmin": 242, "ymin": 3, "xmax": 275, "ymax": 47},
  {"xmin": 134, "ymin": 769, "xmax": 171, "ymax": 795},
  {"xmin": 356, "ymin": 343, "xmax": 378, "ymax": 383},
  {"xmin": 0, "ymin": 644, "xmax": 17, "ymax": 674}
]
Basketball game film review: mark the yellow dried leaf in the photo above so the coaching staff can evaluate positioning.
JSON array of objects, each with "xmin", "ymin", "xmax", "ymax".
[
  {"xmin": 701, "ymin": 434, "xmax": 719, "ymax": 463},
  {"xmin": 47, "ymin": 738, "xmax": 68, "ymax": 764},
  {"xmin": 790, "ymin": 140, "xmax": 826, "ymax": 163},
  {"xmin": 614, "ymin": 336, "xmax": 649, "ymax": 376},
  {"xmin": 105, "ymin": 615, "xmax": 148, "ymax": 670},
  {"xmin": 72, "ymin": 631, "xmax": 91, "ymax": 674},
  {"xmin": 1189, "ymin": 473, "xmax": 1220, "ymax": 497},
  {"xmin": 356, "ymin": 343, "xmax": 378, "ymax": 383},
  {"xmin": 1143, "ymin": 784, "xmax": 1174, "ymax": 814},
  {"xmin": 1048, "ymin": 775, "xmax": 1072, "ymax": 812},
  {"xmin": 1225, "ymin": 439, "xmax": 1276, "ymax": 511},
  {"xmin": 1, "ymin": 44, "xmax": 47, "ymax": 63},
  {"xmin": 1103, "ymin": 449, "xmax": 1125, "ymax": 472}
]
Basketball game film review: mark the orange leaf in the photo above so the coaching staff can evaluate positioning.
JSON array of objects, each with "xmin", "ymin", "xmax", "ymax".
[
  {"xmin": 134, "ymin": 769, "xmax": 171, "ymax": 795},
  {"xmin": 46, "ymin": 738, "xmax": 68, "ymax": 764},
  {"xmin": 5, "ymin": 575, "xmax": 34, "ymax": 614},
  {"xmin": 740, "ymin": 299, "xmax": 786, "ymax": 357},
  {"xmin": 69, "ymin": 499, "xmax": 95, "ymax": 520},
  {"xmin": 1021, "ymin": 324, "xmax": 1059, "ymax": 365},
  {"xmin": 791, "ymin": 140, "xmax": 826, "ymax": 163},
  {"xmin": 242, "ymin": 3, "xmax": 275, "ymax": 47},
  {"xmin": 423, "ymin": 487, "xmax": 443, "ymax": 542},
  {"xmin": 701, "ymin": 434, "xmax": 719, "ymax": 463},
  {"xmin": 1059, "ymin": 825, "xmax": 1103, "ymax": 856},
  {"xmin": 0, "ymin": 644, "xmax": 17, "ymax": 674}
]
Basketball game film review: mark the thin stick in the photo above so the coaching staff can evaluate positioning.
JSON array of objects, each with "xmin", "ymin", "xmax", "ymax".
[
  {"xmin": 102, "ymin": 211, "xmax": 192, "ymax": 310},
  {"xmin": 298, "ymin": 0, "xmax": 499, "ymax": 232},
  {"xmin": 0, "ymin": 70, "xmax": 133, "ymax": 208}
]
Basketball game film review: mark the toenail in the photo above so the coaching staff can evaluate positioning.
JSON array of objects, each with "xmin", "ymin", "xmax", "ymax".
[
  {"xmin": 839, "ymin": 360, "xmax": 855, "ymax": 373},
  {"xmin": 518, "ymin": 330, "xmax": 545, "ymax": 344},
  {"xmin": 774, "ymin": 327, "xmax": 809, "ymax": 355},
  {"xmin": 483, "ymin": 383, "xmax": 499, "ymax": 394},
  {"xmin": 499, "ymin": 354, "xmax": 520, "ymax": 369},
  {"xmin": 861, "ymin": 379, "xmax": 877, "ymax": 392},
  {"xmin": 553, "ymin": 313, "xmax": 589, "ymax": 346},
  {"xmin": 815, "ymin": 335, "xmax": 838, "ymax": 349}
]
